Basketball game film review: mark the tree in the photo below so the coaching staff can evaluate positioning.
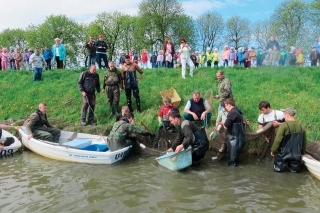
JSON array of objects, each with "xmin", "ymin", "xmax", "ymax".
[
  {"xmin": 25, "ymin": 15, "xmax": 85, "ymax": 68},
  {"xmin": 138, "ymin": 0, "xmax": 190, "ymax": 49},
  {"xmin": 251, "ymin": 20, "xmax": 271, "ymax": 49},
  {"xmin": 269, "ymin": 0, "xmax": 309, "ymax": 48},
  {"xmin": 88, "ymin": 11, "xmax": 134, "ymax": 61},
  {"xmin": 225, "ymin": 16, "xmax": 251, "ymax": 49},
  {"xmin": 0, "ymin": 28, "xmax": 27, "ymax": 50},
  {"xmin": 196, "ymin": 11, "xmax": 224, "ymax": 52}
]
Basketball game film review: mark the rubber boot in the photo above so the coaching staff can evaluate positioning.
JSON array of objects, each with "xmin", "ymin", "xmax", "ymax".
[
  {"xmin": 114, "ymin": 104, "xmax": 119, "ymax": 114},
  {"xmin": 127, "ymin": 96, "xmax": 133, "ymax": 112},
  {"xmin": 136, "ymin": 98, "xmax": 141, "ymax": 113}
]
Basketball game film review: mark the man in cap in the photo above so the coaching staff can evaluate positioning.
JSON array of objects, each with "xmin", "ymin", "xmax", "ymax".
[{"xmin": 271, "ymin": 108, "xmax": 306, "ymax": 173}]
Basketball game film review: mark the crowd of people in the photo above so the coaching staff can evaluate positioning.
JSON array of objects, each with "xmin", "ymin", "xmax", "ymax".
[{"xmin": 1, "ymin": 35, "xmax": 309, "ymax": 172}]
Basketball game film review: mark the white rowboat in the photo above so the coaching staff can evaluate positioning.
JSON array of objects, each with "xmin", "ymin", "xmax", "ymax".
[
  {"xmin": 19, "ymin": 127, "xmax": 131, "ymax": 164},
  {"xmin": 0, "ymin": 129, "xmax": 22, "ymax": 156},
  {"xmin": 302, "ymin": 154, "xmax": 320, "ymax": 181}
]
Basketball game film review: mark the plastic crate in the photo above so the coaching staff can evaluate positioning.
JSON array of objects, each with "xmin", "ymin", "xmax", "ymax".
[
  {"xmin": 160, "ymin": 89, "xmax": 181, "ymax": 107},
  {"xmin": 81, "ymin": 144, "xmax": 108, "ymax": 152},
  {"xmin": 63, "ymin": 139, "xmax": 92, "ymax": 149},
  {"xmin": 155, "ymin": 147, "xmax": 192, "ymax": 171}
]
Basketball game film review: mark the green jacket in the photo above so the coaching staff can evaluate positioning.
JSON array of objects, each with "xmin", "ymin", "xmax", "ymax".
[
  {"xmin": 217, "ymin": 77, "xmax": 233, "ymax": 102},
  {"xmin": 271, "ymin": 121, "xmax": 306, "ymax": 153},
  {"xmin": 24, "ymin": 109, "xmax": 54, "ymax": 135},
  {"xmin": 108, "ymin": 120, "xmax": 150, "ymax": 151}
]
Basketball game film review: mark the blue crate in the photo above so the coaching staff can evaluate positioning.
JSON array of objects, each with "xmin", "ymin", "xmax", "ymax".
[
  {"xmin": 64, "ymin": 139, "xmax": 92, "ymax": 149},
  {"xmin": 81, "ymin": 144, "xmax": 108, "ymax": 152},
  {"xmin": 156, "ymin": 147, "xmax": 192, "ymax": 171}
]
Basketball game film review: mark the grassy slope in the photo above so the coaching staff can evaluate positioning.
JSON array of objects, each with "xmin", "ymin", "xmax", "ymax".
[{"xmin": 1, "ymin": 66, "xmax": 320, "ymax": 142}]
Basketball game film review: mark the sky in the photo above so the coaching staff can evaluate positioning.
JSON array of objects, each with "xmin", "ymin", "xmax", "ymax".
[{"xmin": 0, "ymin": 0, "xmax": 283, "ymax": 32}]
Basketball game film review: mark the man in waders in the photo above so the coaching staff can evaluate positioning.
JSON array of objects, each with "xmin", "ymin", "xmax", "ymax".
[
  {"xmin": 214, "ymin": 70, "xmax": 233, "ymax": 112},
  {"xmin": 121, "ymin": 55, "xmax": 143, "ymax": 113},
  {"xmin": 222, "ymin": 98, "xmax": 245, "ymax": 166},
  {"xmin": 167, "ymin": 108, "xmax": 209, "ymax": 165},
  {"xmin": 271, "ymin": 108, "xmax": 306, "ymax": 173},
  {"xmin": 102, "ymin": 61, "xmax": 122, "ymax": 116},
  {"xmin": 78, "ymin": 65, "xmax": 101, "ymax": 126},
  {"xmin": 24, "ymin": 102, "xmax": 61, "ymax": 142},
  {"xmin": 108, "ymin": 112, "xmax": 153, "ymax": 152}
]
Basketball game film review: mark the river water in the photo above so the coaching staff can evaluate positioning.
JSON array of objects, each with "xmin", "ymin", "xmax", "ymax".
[{"xmin": 1, "ymin": 151, "xmax": 320, "ymax": 213}]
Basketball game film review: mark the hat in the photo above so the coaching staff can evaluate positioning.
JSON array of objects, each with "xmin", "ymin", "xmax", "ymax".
[
  {"xmin": 207, "ymin": 47, "xmax": 211, "ymax": 51},
  {"xmin": 280, "ymin": 107, "xmax": 296, "ymax": 116}
]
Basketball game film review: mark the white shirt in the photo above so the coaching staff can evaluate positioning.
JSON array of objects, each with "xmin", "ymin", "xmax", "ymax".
[
  {"xmin": 55, "ymin": 46, "xmax": 60, "ymax": 57},
  {"xmin": 257, "ymin": 110, "xmax": 284, "ymax": 125}
]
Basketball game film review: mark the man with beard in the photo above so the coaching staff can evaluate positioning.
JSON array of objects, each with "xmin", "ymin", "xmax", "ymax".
[{"xmin": 121, "ymin": 55, "xmax": 143, "ymax": 113}]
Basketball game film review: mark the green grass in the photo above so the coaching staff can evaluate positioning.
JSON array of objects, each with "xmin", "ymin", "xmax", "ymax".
[{"xmin": 1, "ymin": 65, "xmax": 320, "ymax": 143}]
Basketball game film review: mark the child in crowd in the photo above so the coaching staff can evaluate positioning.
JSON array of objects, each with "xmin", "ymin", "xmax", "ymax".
[
  {"xmin": 119, "ymin": 52, "xmax": 125, "ymax": 67},
  {"xmin": 24, "ymin": 48, "xmax": 31, "ymax": 71},
  {"xmin": 237, "ymin": 48, "xmax": 244, "ymax": 66},
  {"xmin": 1, "ymin": 48, "xmax": 8, "ymax": 70},
  {"xmin": 212, "ymin": 48, "xmax": 220, "ymax": 67},
  {"xmin": 8, "ymin": 48, "xmax": 15, "ymax": 69},
  {"xmin": 256, "ymin": 47, "xmax": 264, "ymax": 66},
  {"xmin": 243, "ymin": 48, "xmax": 249, "ymax": 68},
  {"xmin": 195, "ymin": 51, "xmax": 200, "ymax": 68},
  {"xmin": 199, "ymin": 52, "xmax": 205, "ymax": 67},
  {"xmin": 228, "ymin": 47, "xmax": 237, "ymax": 67},
  {"xmin": 249, "ymin": 47, "xmax": 257, "ymax": 67},
  {"xmin": 150, "ymin": 51, "xmax": 157, "ymax": 69},
  {"xmin": 309, "ymin": 47, "xmax": 318, "ymax": 66},
  {"xmin": 140, "ymin": 49, "xmax": 148, "ymax": 69},
  {"xmin": 295, "ymin": 48, "xmax": 304, "ymax": 66},
  {"xmin": 190, "ymin": 52, "xmax": 197, "ymax": 68},
  {"xmin": 279, "ymin": 46, "xmax": 288, "ymax": 66},
  {"xmin": 133, "ymin": 52, "xmax": 138, "ymax": 65},
  {"xmin": 289, "ymin": 46, "xmax": 296, "ymax": 65},
  {"xmin": 269, "ymin": 46, "xmax": 280, "ymax": 66},
  {"xmin": 156, "ymin": 50, "xmax": 163, "ymax": 68},
  {"xmin": 165, "ymin": 50, "xmax": 172, "ymax": 68},
  {"xmin": 13, "ymin": 48, "xmax": 23, "ymax": 70},
  {"xmin": 222, "ymin": 45, "xmax": 229, "ymax": 67}
]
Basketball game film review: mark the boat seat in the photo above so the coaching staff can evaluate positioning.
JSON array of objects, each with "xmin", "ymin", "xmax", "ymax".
[{"xmin": 63, "ymin": 139, "xmax": 92, "ymax": 149}]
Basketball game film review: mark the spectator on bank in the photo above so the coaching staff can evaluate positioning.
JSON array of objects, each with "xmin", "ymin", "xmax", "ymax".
[
  {"xmin": 195, "ymin": 51, "xmax": 200, "ymax": 68},
  {"xmin": 256, "ymin": 47, "xmax": 264, "ymax": 66},
  {"xmin": 270, "ymin": 46, "xmax": 280, "ymax": 66},
  {"xmin": 249, "ymin": 47, "xmax": 257, "ymax": 67},
  {"xmin": 95, "ymin": 34, "xmax": 108, "ymax": 69},
  {"xmin": 212, "ymin": 48, "xmax": 219, "ymax": 67},
  {"xmin": 279, "ymin": 46, "xmax": 288, "ymax": 66},
  {"xmin": 313, "ymin": 36, "xmax": 320, "ymax": 61},
  {"xmin": 52, "ymin": 38, "xmax": 66, "ymax": 69},
  {"xmin": 8, "ymin": 47, "xmax": 15, "ymax": 70},
  {"xmin": 190, "ymin": 52, "xmax": 197, "ymax": 68},
  {"xmin": 178, "ymin": 38, "xmax": 194, "ymax": 79},
  {"xmin": 199, "ymin": 52, "xmax": 205, "ymax": 67},
  {"xmin": 150, "ymin": 51, "xmax": 157, "ymax": 69},
  {"xmin": 228, "ymin": 47, "xmax": 236, "ymax": 67},
  {"xmin": 43, "ymin": 46, "xmax": 53, "ymax": 70},
  {"xmin": 205, "ymin": 47, "xmax": 213, "ymax": 67},
  {"xmin": 85, "ymin": 36, "xmax": 96, "ymax": 68},
  {"xmin": 163, "ymin": 38, "xmax": 175, "ymax": 68},
  {"xmin": 13, "ymin": 48, "xmax": 23, "ymax": 70},
  {"xmin": 237, "ymin": 48, "xmax": 244, "ymax": 67},
  {"xmin": 140, "ymin": 49, "xmax": 148, "ymax": 69},
  {"xmin": 222, "ymin": 45, "xmax": 229, "ymax": 67},
  {"xmin": 119, "ymin": 52, "xmax": 125, "ymax": 67},
  {"xmin": 310, "ymin": 47, "xmax": 318, "ymax": 66},
  {"xmin": 243, "ymin": 48, "xmax": 249, "ymax": 68},
  {"xmin": 1, "ymin": 48, "xmax": 8, "ymax": 70},
  {"xmin": 289, "ymin": 46, "xmax": 296, "ymax": 66},
  {"xmin": 24, "ymin": 48, "xmax": 31, "ymax": 71},
  {"xmin": 30, "ymin": 48, "xmax": 46, "ymax": 81},
  {"xmin": 157, "ymin": 50, "xmax": 163, "ymax": 68},
  {"xmin": 266, "ymin": 36, "xmax": 280, "ymax": 51},
  {"xmin": 296, "ymin": 48, "xmax": 304, "ymax": 66}
]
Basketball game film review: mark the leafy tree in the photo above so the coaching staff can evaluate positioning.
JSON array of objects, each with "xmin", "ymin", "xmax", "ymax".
[
  {"xmin": 25, "ymin": 15, "xmax": 85, "ymax": 68},
  {"xmin": 269, "ymin": 0, "xmax": 309, "ymax": 48},
  {"xmin": 0, "ymin": 28, "xmax": 26, "ymax": 50},
  {"xmin": 225, "ymin": 16, "xmax": 251, "ymax": 49},
  {"xmin": 251, "ymin": 20, "xmax": 271, "ymax": 49},
  {"xmin": 196, "ymin": 11, "xmax": 224, "ymax": 52}
]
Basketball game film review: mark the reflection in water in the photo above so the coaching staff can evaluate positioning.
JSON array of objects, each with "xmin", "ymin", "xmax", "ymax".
[{"xmin": 1, "ymin": 151, "xmax": 320, "ymax": 213}]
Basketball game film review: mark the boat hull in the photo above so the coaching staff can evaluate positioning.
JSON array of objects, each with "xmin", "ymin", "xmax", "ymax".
[
  {"xmin": 0, "ymin": 129, "xmax": 22, "ymax": 156},
  {"xmin": 302, "ymin": 154, "xmax": 320, "ymax": 180}
]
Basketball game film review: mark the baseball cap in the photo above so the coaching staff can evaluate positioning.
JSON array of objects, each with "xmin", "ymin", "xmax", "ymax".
[{"xmin": 280, "ymin": 107, "xmax": 297, "ymax": 116}]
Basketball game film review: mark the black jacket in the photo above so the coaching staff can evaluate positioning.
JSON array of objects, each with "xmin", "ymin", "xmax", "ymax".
[
  {"xmin": 78, "ymin": 71, "xmax": 101, "ymax": 94},
  {"xmin": 95, "ymin": 40, "xmax": 108, "ymax": 53}
]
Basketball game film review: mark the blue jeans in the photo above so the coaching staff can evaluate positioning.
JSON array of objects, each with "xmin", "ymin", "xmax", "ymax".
[
  {"xmin": 157, "ymin": 62, "xmax": 162, "ymax": 67},
  {"xmin": 96, "ymin": 53, "xmax": 108, "ymax": 69},
  {"xmin": 151, "ymin": 62, "xmax": 156, "ymax": 69},
  {"xmin": 183, "ymin": 112, "xmax": 212, "ymax": 127},
  {"xmin": 87, "ymin": 54, "xmax": 96, "ymax": 67},
  {"xmin": 33, "ymin": 67, "xmax": 43, "ymax": 81},
  {"xmin": 45, "ymin": 59, "xmax": 52, "ymax": 70},
  {"xmin": 9, "ymin": 61, "xmax": 15, "ymax": 70}
]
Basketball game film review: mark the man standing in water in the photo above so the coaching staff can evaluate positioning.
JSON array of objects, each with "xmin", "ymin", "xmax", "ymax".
[
  {"xmin": 121, "ymin": 55, "xmax": 143, "ymax": 113},
  {"xmin": 222, "ymin": 98, "xmax": 245, "ymax": 166},
  {"xmin": 271, "ymin": 108, "xmax": 306, "ymax": 173},
  {"xmin": 78, "ymin": 65, "xmax": 101, "ymax": 126},
  {"xmin": 167, "ymin": 108, "xmax": 209, "ymax": 165}
]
